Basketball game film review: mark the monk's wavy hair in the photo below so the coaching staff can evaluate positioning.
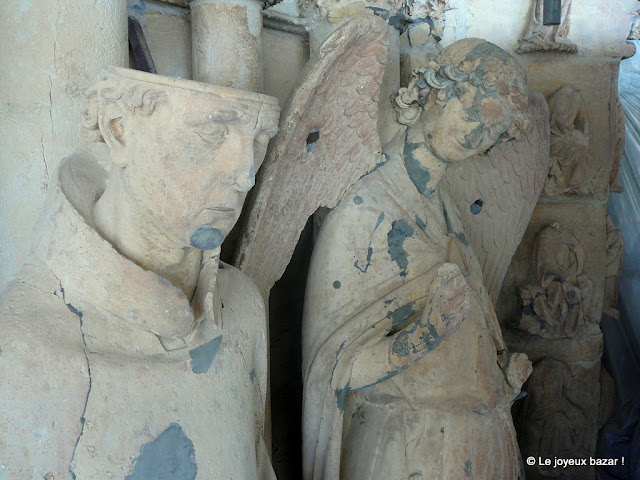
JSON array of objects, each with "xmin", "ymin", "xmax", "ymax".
[
  {"xmin": 393, "ymin": 40, "xmax": 532, "ymax": 142},
  {"xmin": 81, "ymin": 70, "xmax": 168, "ymax": 142}
]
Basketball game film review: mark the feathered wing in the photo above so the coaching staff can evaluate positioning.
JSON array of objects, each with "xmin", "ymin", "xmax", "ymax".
[
  {"xmin": 232, "ymin": 15, "xmax": 390, "ymax": 298},
  {"xmin": 444, "ymin": 91, "xmax": 551, "ymax": 305}
]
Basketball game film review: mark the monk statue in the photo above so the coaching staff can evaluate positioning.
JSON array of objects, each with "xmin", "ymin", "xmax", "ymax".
[
  {"xmin": 301, "ymin": 39, "xmax": 535, "ymax": 480},
  {"xmin": 0, "ymin": 67, "xmax": 279, "ymax": 479}
]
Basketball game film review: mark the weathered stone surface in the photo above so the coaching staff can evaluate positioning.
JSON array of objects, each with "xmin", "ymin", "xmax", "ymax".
[
  {"xmin": 498, "ymin": 202, "xmax": 607, "ymax": 480},
  {"xmin": 301, "ymin": 38, "xmax": 536, "ymax": 480},
  {"xmin": 444, "ymin": 90, "xmax": 550, "ymax": 305},
  {"xmin": 516, "ymin": 0, "xmax": 578, "ymax": 54},
  {"xmin": 191, "ymin": 0, "xmax": 264, "ymax": 91},
  {"xmin": 135, "ymin": 1, "xmax": 192, "ymax": 79},
  {"xmin": 497, "ymin": 201, "xmax": 607, "ymax": 328},
  {"xmin": 526, "ymin": 60, "xmax": 620, "ymax": 201},
  {"xmin": 233, "ymin": 15, "xmax": 390, "ymax": 298},
  {"xmin": 0, "ymin": 0, "xmax": 128, "ymax": 288},
  {"xmin": 0, "ymin": 68, "xmax": 280, "ymax": 479},
  {"xmin": 543, "ymin": 86, "xmax": 591, "ymax": 197}
]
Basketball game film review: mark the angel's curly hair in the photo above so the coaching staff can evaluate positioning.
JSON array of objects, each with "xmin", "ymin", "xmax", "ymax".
[
  {"xmin": 81, "ymin": 69, "xmax": 168, "ymax": 142},
  {"xmin": 393, "ymin": 39, "xmax": 532, "ymax": 142}
]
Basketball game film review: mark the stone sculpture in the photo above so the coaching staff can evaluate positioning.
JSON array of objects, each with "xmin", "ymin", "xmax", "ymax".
[
  {"xmin": 604, "ymin": 215, "xmax": 624, "ymax": 319},
  {"xmin": 543, "ymin": 85, "xmax": 591, "ymax": 197},
  {"xmin": 301, "ymin": 38, "xmax": 534, "ymax": 480},
  {"xmin": 516, "ymin": 0, "xmax": 578, "ymax": 53},
  {"xmin": 443, "ymin": 90, "xmax": 550, "ymax": 305},
  {"xmin": 610, "ymin": 100, "xmax": 625, "ymax": 192},
  {"xmin": 514, "ymin": 357, "xmax": 599, "ymax": 478},
  {"xmin": 516, "ymin": 223, "xmax": 594, "ymax": 338},
  {"xmin": 0, "ymin": 67, "xmax": 280, "ymax": 479},
  {"xmin": 233, "ymin": 15, "xmax": 390, "ymax": 298}
]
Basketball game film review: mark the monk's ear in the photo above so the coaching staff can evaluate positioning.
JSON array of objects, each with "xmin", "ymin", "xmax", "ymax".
[{"xmin": 97, "ymin": 103, "xmax": 128, "ymax": 167}]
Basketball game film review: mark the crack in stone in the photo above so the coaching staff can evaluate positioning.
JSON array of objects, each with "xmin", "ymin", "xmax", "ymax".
[
  {"xmin": 57, "ymin": 286, "xmax": 92, "ymax": 480},
  {"xmin": 40, "ymin": 134, "xmax": 49, "ymax": 191}
]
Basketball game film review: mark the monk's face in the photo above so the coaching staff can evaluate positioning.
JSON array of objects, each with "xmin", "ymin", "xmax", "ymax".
[{"xmin": 118, "ymin": 88, "xmax": 278, "ymax": 250}]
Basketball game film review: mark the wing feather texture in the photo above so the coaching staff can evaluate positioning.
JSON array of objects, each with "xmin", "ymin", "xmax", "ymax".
[
  {"xmin": 233, "ymin": 15, "xmax": 390, "ymax": 298},
  {"xmin": 444, "ymin": 91, "xmax": 551, "ymax": 305}
]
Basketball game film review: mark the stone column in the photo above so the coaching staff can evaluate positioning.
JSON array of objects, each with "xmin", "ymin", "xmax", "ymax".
[
  {"xmin": 191, "ymin": 0, "xmax": 264, "ymax": 92},
  {"xmin": 0, "ymin": 0, "xmax": 128, "ymax": 287}
]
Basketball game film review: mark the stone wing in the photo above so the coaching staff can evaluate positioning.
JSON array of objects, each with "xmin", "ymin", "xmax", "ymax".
[
  {"xmin": 443, "ymin": 91, "xmax": 551, "ymax": 305},
  {"xmin": 232, "ymin": 15, "xmax": 390, "ymax": 298}
]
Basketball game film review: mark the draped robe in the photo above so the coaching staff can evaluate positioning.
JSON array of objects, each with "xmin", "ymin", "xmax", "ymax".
[{"xmin": 302, "ymin": 134, "xmax": 528, "ymax": 480}]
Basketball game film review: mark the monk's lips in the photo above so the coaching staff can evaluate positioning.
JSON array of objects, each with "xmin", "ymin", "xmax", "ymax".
[{"xmin": 189, "ymin": 225, "xmax": 224, "ymax": 250}]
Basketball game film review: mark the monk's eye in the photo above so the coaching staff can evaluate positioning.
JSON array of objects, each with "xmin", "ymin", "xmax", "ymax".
[{"xmin": 195, "ymin": 124, "xmax": 228, "ymax": 147}]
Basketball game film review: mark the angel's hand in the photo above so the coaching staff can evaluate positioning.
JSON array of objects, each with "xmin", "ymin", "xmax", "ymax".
[
  {"xmin": 426, "ymin": 263, "xmax": 471, "ymax": 340},
  {"xmin": 348, "ymin": 263, "xmax": 471, "ymax": 391},
  {"xmin": 390, "ymin": 263, "xmax": 471, "ymax": 368}
]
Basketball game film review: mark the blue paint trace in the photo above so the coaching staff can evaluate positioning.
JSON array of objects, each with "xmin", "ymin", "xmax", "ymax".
[
  {"xmin": 189, "ymin": 225, "xmax": 224, "ymax": 250},
  {"xmin": 465, "ymin": 459, "xmax": 472, "ymax": 477},
  {"xmin": 249, "ymin": 369, "xmax": 256, "ymax": 383},
  {"xmin": 126, "ymin": 423, "xmax": 197, "ymax": 480},
  {"xmin": 358, "ymin": 153, "xmax": 390, "ymax": 180},
  {"xmin": 354, "ymin": 212, "xmax": 385, "ymax": 274},
  {"xmin": 415, "ymin": 215, "xmax": 427, "ymax": 232},
  {"xmin": 387, "ymin": 219, "xmax": 414, "ymax": 277},
  {"xmin": 354, "ymin": 196, "xmax": 363, "ymax": 205},
  {"xmin": 403, "ymin": 141, "xmax": 435, "ymax": 197},
  {"xmin": 306, "ymin": 129, "xmax": 320, "ymax": 152},
  {"xmin": 387, "ymin": 302, "xmax": 416, "ymax": 329},
  {"xmin": 189, "ymin": 336, "xmax": 223, "ymax": 374},
  {"xmin": 333, "ymin": 280, "xmax": 342, "ymax": 289},
  {"xmin": 470, "ymin": 199, "xmax": 483, "ymax": 215},
  {"xmin": 335, "ymin": 384, "xmax": 349, "ymax": 412}
]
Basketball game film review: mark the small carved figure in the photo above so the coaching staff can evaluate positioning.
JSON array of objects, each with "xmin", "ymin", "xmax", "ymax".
[
  {"xmin": 610, "ymin": 100, "xmax": 626, "ymax": 193},
  {"xmin": 515, "ymin": 357, "xmax": 597, "ymax": 478},
  {"xmin": 301, "ymin": 38, "xmax": 533, "ymax": 480},
  {"xmin": 604, "ymin": 215, "xmax": 624, "ymax": 318},
  {"xmin": 0, "ymin": 68, "xmax": 280, "ymax": 478},
  {"xmin": 543, "ymin": 85, "xmax": 591, "ymax": 197},
  {"xmin": 517, "ymin": 223, "xmax": 594, "ymax": 338},
  {"xmin": 516, "ymin": 0, "xmax": 578, "ymax": 53}
]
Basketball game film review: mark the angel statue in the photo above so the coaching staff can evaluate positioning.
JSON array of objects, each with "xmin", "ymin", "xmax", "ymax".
[
  {"xmin": 230, "ymin": 16, "xmax": 548, "ymax": 480},
  {"xmin": 300, "ymin": 38, "xmax": 542, "ymax": 480}
]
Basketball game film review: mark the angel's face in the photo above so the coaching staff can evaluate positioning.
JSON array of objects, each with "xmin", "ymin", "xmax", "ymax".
[
  {"xmin": 421, "ymin": 82, "xmax": 513, "ymax": 163},
  {"xmin": 118, "ymin": 88, "xmax": 278, "ymax": 250}
]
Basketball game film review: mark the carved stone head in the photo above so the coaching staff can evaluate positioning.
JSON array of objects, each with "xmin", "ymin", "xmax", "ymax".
[
  {"xmin": 394, "ymin": 38, "xmax": 532, "ymax": 162},
  {"xmin": 83, "ymin": 67, "xmax": 280, "ymax": 250}
]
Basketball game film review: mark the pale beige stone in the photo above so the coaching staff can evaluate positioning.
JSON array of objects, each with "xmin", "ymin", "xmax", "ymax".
[
  {"xmin": 444, "ymin": 90, "xmax": 550, "ymax": 305},
  {"xmin": 263, "ymin": 27, "xmax": 310, "ymax": 105},
  {"xmin": 543, "ymin": 85, "xmax": 591, "ymax": 196},
  {"xmin": 300, "ymin": 38, "xmax": 535, "ymax": 480},
  {"xmin": 516, "ymin": 0, "xmax": 578, "ymax": 54},
  {"xmin": 604, "ymin": 215, "xmax": 624, "ymax": 319},
  {"xmin": 516, "ymin": 223, "xmax": 595, "ymax": 338},
  {"xmin": 498, "ymin": 202, "xmax": 607, "ymax": 480},
  {"xmin": 139, "ymin": 2, "xmax": 192, "ymax": 79},
  {"xmin": 497, "ymin": 202, "xmax": 607, "ymax": 328},
  {"xmin": 0, "ymin": 0, "xmax": 128, "ymax": 288},
  {"xmin": 233, "ymin": 15, "xmax": 390, "ymax": 298},
  {"xmin": 0, "ymin": 68, "xmax": 280, "ymax": 479},
  {"xmin": 527, "ymin": 59, "xmax": 621, "ymax": 201},
  {"xmin": 191, "ymin": 0, "xmax": 264, "ymax": 91}
]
